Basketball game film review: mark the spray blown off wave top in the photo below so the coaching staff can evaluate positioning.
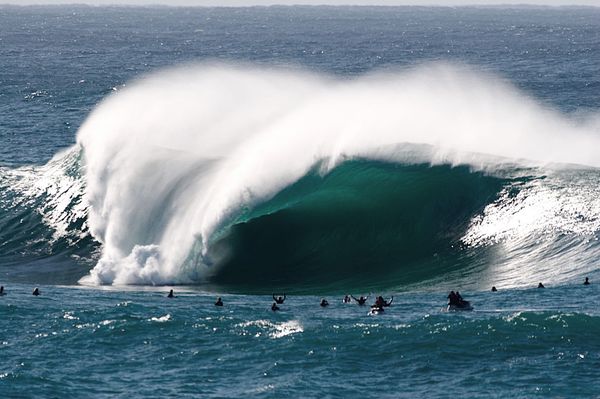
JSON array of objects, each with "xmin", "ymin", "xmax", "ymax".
[{"xmin": 38, "ymin": 63, "xmax": 594, "ymax": 290}]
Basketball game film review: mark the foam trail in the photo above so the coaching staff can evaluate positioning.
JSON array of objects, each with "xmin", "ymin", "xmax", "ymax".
[{"xmin": 76, "ymin": 62, "xmax": 600, "ymax": 285}]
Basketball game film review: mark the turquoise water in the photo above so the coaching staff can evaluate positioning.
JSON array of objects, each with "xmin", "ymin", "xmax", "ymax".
[
  {"xmin": 2, "ymin": 283, "xmax": 599, "ymax": 397},
  {"xmin": 1, "ymin": 5, "xmax": 600, "ymax": 397}
]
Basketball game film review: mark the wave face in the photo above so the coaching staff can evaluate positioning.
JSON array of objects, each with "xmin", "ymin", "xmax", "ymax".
[
  {"xmin": 204, "ymin": 160, "xmax": 506, "ymax": 292},
  {"xmin": 5, "ymin": 63, "xmax": 600, "ymax": 290}
]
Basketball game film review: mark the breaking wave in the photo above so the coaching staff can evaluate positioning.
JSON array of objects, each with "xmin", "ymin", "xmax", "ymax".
[{"xmin": 2, "ymin": 63, "xmax": 600, "ymax": 290}]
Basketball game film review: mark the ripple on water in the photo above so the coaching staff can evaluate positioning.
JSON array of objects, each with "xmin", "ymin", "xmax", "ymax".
[{"xmin": 235, "ymin": 319, "xmax": 304, "ymax": 339}]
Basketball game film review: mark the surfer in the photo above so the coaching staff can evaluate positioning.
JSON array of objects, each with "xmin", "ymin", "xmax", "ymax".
[
  {"xmin": 447, "ymin": 291, "xmax": 469, "ymax": 307},
  {"xmin": 273, "ymin": 293, "xmax": 286, "ymax": 304},
  {"xmin": 320, "ymin": 298, "xmax": 329, "ymax": 307},
  {"xmin": 351, "ymin": 295, "xmax": 369, "ymax": 305},
  {"xmin": 538, "ymin": 282, "xmax": 545, "ymax": 289},
  {"xmin": 0, "ymin": 286, "xmax": 5, "ymax": 296},
  {"xmin": 491, "ymin": 286, "xmax": 498, "ymax": 292},
  {"xmin": 167, "ymin": 289, "xmax": 175, "ymax": 298},
  {"xmin": 447, "ymin": 291, "xmax": 472, "ymax": 310},
  {"xmin": 372, "ymin": 296, "xmax": 393, "ymax": 309},
  {"xmin": 343, "ymin": 295, "xmax": 352, "ymax": 303},
  {"xmin": 215, "ymin": 297, "xmax": 223, "ymax": 306},
  {"xmin": 32, "ymin": 287, "xmax": 40, "ymax": 296},
  {"xmin": 271, "ymin": 302, "xmax": 280, "ymax": 311},
  {"xmin": 584, "ymin": 277, "xmax": 590, "ymax": 285},
  {"xmin": 448, "ymin": 291, "xmax": 458, "ymax": 305}
]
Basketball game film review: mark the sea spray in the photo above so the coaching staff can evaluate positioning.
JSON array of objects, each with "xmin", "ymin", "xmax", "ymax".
[{"xmin": 74, "ymin": 62, "xmax": 600, "ymax": 286}]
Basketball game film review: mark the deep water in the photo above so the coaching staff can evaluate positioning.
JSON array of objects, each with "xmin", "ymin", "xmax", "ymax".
[{"xmin": 1, "ymin": 5, "xmax": 600, "ymax": 397}]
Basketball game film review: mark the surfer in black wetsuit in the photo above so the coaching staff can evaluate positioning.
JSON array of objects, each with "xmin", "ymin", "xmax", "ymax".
[
  {"xmin": 351, "ymin": 295, "xmax": 369, "ymax": 305},
  {"xmin": 447, "ymin": 291, "xmax": 472, "ymax": 309},
  {"xmin": 456, "ymin": 291, "xmax": 464, "ymax": 303},
  {"xmin": 447, "ymin": 291, "xmax": 459, "ymax": 306},
  {"xmin": 271, "ymin": 302, "xmax": 280, "ymax": 311},
  {"xmin": 320, "ymin": 298, "xmax": 329, "ymax": 307},
  {"xmin": 167, "ymin": 289, "xmax": 175, "ymax": 298},
  {"xmin": 343, "ymin": 295, "xmax": 352, "ymax": 303},
  {"xmin": 491, "ymin": 286, "xmax": 498, "ymax": 292},
  {"xmin": 372, "ymin": 296, "xmax": 393, "ymax": 309},
  {"xmin": 584, "ymin": 277, "xmax": 590, "ymax": 285},
  {"xmin": 0, "ymin": 286, "xmax": 5, "ymax": 296},
  {"xmin": 215, "ymin": 297, "xmax": 223, "ymax": 306},
  {"xmin": 538, "ymin": 282, "xmax": 545, "ymax": 289},
  {"xmin": 273, "ymin": 293, "xmax": 286, "ymax": 304},
  {"xmin": 32, "ymin": 287, "xmax": 40, "ymax": 296}
]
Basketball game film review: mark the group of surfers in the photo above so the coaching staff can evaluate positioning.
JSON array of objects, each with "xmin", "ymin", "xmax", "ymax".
[
  {"xmin": 174, "ymin": 291, "xmax": 396, "ymax": 312},
  {"xmin": 1, "ymin": 277, "xmax": 591, "ymax": 304},
  {"xmin": 199, "ymin": 276, "xmax": 593, "ymax": 313}
]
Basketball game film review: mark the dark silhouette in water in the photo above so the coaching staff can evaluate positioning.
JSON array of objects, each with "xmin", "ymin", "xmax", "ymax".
[
  {"xmin": 351, "ymin": 295, "xmax": 369, "ymax": 305},
  {"xmin": 320, "ymin": 298, "xmax": 329, "ymax": 307},
  {"xmin": 447, "ymin": 291, "xmax": 472, "ymax": 310},
  {"xmin": 32, "ymin": 287, "xmax": 40, "ymax": 296},
  {"xmin": 538, "ymin": 282, "xmax": 545, "ymax": 289},
  {"xmin": 491, "ymin": 286, "xmax": 498, "ymax": 292},
  {"xmin": 372, "ymin": 295, "xmax": 393, "ymax": 309},
  {"xmin": 343, "ymin": 295, "xmax": 352, "ymax": 303},
  {"xmin": 167, "ymin": 289, "xmax": 175, "ymax": 298},
  {"xmin": 215, "ymin": 297, "xmax": 223, "ymax": 306},
  {"xmin": 273, "ymin": 293, "xmax": 286, "ymax": 304},
  {"xmin": 0, "ymin": 286, "xmax": 5, "ymax": 296},
  {"xmin": 447, "ymin": 291, "xmax": 458, "ymax": 305},
  {"xmin": 584, "ymin": 277, "xmax": 590, "ymax": 285},
  {"xmin": 271, "ymin": 302, "xmax": 280, "ymax": 311}
]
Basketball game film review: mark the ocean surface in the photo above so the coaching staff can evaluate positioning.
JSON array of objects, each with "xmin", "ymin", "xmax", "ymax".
[{"xmin": 1, "ymin": 5, "xmax": 599, "ymax": 397}]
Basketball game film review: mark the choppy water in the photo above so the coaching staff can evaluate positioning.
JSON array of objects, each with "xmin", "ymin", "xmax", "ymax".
[
  {"xmin": 1, "ymin": 283, "xmax": 599, "ymax": 398},
  {"xmin": 1, "ymin": 5, "xmax": 600, "ymax": 397}
]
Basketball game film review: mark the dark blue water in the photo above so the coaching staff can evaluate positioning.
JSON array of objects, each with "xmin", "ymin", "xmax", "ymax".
[{"xmin": 1, "ymin": 5, "xmax": 600, "ymax": 397}]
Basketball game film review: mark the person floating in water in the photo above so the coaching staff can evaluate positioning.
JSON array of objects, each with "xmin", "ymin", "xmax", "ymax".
[
  {"xmin": 215, "ymin": 297, "xmax": 223, "ymax": 306},
  {"xmin": 447, "ymin": 291, "xmax": 471, "ymax": 309},
  {"xmin": 448, "ymin": 291, "xmax": 458, "ymax": 305},
  {"xmin": 491, "ymin": 286, "xmax": 498, "ymax": 292},
  {"xmin": 167, "ymin": 289, "xmax": 175, "ymax": 298},
  {"xmin": 0, "ymin": 286, "xmax": 5, "ymax": 296},
  {"xmin": 273, "ymin": 293, "xmax": 286, "ymax": 304},
  {"xmin": 372, "ymin": 295, "xmax": 393, "ymax": 309},
  {"xmin": 447, "ymin": 291, "xmax": 468, "ymax": 307},
  {"xmin": 351, "ymin": 295, "xmax": 369, "ymax": 305},
  {"xmin": 271, "ymin": 302, "xmax": 280, "ymax": 311},
  {"xmin": 584, "ymin": 277, "xmax": 590, "ymax": 285},
  {"xmin": 32, "ymin": 287, "xmax": 40, "ymax": 296},
  {"xmin": 538, "ymin": 282, "xmax": 545, "ymax": 289},
  {"xmin": 320, "ymin": 298, "xmax": 329, "ymax": 307},
  {"xmin": 343, "ymin": 295, "xmax": 352, "ymax": 303}
]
